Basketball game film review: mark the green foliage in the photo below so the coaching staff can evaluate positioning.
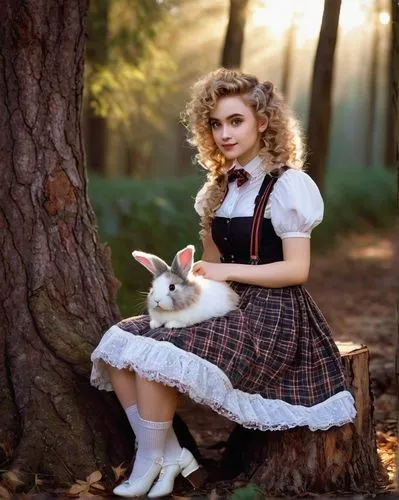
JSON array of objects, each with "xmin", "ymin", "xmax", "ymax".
[
  {"xmin": 86, "ymin": 50, "xmax": 175, "ymax": 132},
  {"xmin": 88, "ymin": 165, "xmax": 395, "ymax": 317},
  {"xmin": 86, "ymin": 0, "xmax": 177, "ymax": 136},
  {"xmin": 109, "ymin": 0, "xmax": 172, "ymax": 62},
  {"xmin": 230, "ymin": 483, "xmax": 265, "ymax": 500},
  {"xmin": 88, "ymin": 172, "xmax": 204, "ymax": 316},
  {"xmin": 312, "ymin": 165, "xmax": 396, "ymax": 250}
]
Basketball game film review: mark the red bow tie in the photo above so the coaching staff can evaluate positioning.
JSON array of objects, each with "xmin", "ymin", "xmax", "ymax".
[{"xmin": 228, "ymin": 168, "xmax": 250, "ymax": 187}]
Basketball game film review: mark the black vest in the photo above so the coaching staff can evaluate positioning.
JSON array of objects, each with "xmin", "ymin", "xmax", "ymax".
[{"xmin": 212, "ymin": 169, "xmax": 288, "ymax": 265}]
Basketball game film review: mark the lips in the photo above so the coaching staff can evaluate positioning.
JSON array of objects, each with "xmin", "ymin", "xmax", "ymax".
[{"xmin": 222, "ymin": 143, "xmax": 237, "ymax": 149}]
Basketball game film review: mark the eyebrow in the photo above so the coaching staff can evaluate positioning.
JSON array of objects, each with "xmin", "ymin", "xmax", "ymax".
[{"xmin": 209, "ymin": 113, "xmax": 244, "ymax": 121}]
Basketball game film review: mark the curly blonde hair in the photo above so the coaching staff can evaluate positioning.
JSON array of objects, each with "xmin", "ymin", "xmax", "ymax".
[{"xmin": 181, "ymin": 67, "xmax": 305, "ymax": 236}]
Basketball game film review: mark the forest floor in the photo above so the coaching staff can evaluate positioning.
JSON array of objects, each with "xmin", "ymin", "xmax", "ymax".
[{"xmin": 175, "ymin": 228, "xmax": 397, "ymax": 498}]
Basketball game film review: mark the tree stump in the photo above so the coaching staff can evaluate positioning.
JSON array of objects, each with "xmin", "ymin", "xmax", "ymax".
[{"xmin": 212, "ymin": 342, "xmax": 389, "ymax": 496}]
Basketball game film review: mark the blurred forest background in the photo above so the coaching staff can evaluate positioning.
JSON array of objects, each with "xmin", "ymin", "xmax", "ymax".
[{"xmin": 83, "ymin": 0, "xmax": 396, "ymax": 316}]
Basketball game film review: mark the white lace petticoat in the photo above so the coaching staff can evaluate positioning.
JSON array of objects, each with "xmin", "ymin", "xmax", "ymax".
[{"xmin": 90, "ymin": 325, "xmax": 357, "ymax": 432}]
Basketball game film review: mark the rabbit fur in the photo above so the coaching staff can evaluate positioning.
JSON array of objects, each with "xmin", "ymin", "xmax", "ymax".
[{"xmin": 132, "ymin": 245, "xmax": 239, "ymax": 329}]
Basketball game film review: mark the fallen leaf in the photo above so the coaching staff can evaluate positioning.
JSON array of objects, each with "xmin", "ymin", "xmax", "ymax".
[
  {"xmin": 86, "ymin": 470, "xmax": 102, "ymax": 485},
  {"xmin": 90, "ymin": 483, "xmax": 106, "ymax": 491},
  {"xmin": 69, "ymin": 483, "xmax": 89, "ymax": 495},
  {"xmin": 3, "ymin": 470, "xmax": 24, "ymax": 489},
  {"xmin": 112, "ymin": 462, "xmax": 127, "ymax": 481},
  {"xmin": 0, "ymin": 485, "xmax": 11, "ymax": 499}
]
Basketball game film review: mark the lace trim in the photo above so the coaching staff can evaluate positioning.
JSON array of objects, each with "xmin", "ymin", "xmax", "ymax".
[{"xmin": 90, "ymin": 325, "xmax": 357, "ymax": 432}]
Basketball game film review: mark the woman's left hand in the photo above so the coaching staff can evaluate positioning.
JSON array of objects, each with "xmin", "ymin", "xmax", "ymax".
[{"xmin": 192, "ymin": 261, "xmax": 230, "ymax": 281}]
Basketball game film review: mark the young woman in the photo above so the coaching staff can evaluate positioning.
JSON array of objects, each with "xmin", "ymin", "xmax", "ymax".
[{"xmin": 90, "ymin": 68, "xmax": 356, "ymax": 498}]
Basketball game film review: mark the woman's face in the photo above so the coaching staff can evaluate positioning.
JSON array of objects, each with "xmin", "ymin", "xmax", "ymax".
[{"xmin": 209, "ymin": 95, "xmax": 268, "ymax": 166}]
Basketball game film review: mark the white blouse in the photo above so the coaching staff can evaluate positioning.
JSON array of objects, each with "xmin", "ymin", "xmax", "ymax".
[{"xmin": 194, "ymin": 155, "xmax": 324, "ymax": 240}]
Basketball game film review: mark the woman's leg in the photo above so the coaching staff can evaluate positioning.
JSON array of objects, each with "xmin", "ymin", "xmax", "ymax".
[
  {"xmin": 113, "ymin": 376, "xmax": 177, "ymax": 485},
  {"xmin": 135, "ymin": 375, "xmax": 178, "ymax": 421},
  {"xmin": 135, "ymin": 376, "xmax": 183, "ymax": 466},
  {"xmin": 135, "ymin": 375, "xmax": 182, "ymax": 456},
  {"xmin": 110, "ymin": 371, "xmax": 199, "ymax": 497},
  {"xmin": 107, "ymin": 365, "xmax": 137, "ymax": 408},
  {"xmin": 134, "ymin": 377, "xmax": 201, "ymax": 498},
  {"xmin": 106, "ymin": 365, "xmax": 141, "ymax": 443}
]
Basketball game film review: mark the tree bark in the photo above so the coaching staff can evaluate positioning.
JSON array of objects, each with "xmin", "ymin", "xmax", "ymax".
[
  {"xmin": 385, "ymin": 0, "xmax": 398, "ymax": 167},
  {"xmin": 216, "ymin": 343, "xmax": 388, "ymax": 495},
  {"xmin": 393, "ymin": 0, "xmax": 399, "ymax": 488},
  {"xmin": 177, "ymin": 122, "xmax": 195, "ymax": 175},
  {"xmin": 280, "ymin": 15, "xmax": 297, "ymax": 100},
  {"xmin": 365, "ymin": 0, "xmax": 381, "ymax": 167},
  {"xmin": 0, "ymin": 0, "xmax": 131, "ymax": 490},
  {"xmin": 306, "ymin": 0, "xmax": 342, "ymax": 194},
  {"xmin": 84, "ymin": 0, "xmax": 109, "ymax": 175},
  {"xmin": 221, "ymin": 0, "xmax": 250, "ymax": 69},
  {"xmin": 394, "ymin": 1, "xmax": 399, "ymax": 184}
]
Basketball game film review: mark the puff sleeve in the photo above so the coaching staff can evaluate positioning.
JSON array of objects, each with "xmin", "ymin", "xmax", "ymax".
[{"xmin": 267, "ymin": 169, "xmax": 324, "ymax": 239}]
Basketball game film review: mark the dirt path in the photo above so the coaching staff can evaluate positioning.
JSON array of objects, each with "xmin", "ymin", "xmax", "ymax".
[
  {"xmin": 177, "ymin": 229, "xmax": 397, "ymax": 489},
  {"xmin": 307, "ymin": 231, "xmax": 396, "ymax": 424},
  {"xmin": 307, "ymin": 230, "xmax": 397, "ymax": 488}
]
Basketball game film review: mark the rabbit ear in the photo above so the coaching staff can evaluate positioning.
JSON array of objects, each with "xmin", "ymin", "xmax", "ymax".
[
  {"xmin": 171, "ymin": 245, "xmax": 195, "ymax": 279},
  {"xmin": 132, "ymin": 250, "xmax": 169, "ymax": 276}
]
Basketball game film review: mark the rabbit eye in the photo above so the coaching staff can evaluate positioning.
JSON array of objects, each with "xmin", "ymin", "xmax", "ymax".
[{"xmin": 169, "ymin": 284, "xmax": 175, "ymax": 291}]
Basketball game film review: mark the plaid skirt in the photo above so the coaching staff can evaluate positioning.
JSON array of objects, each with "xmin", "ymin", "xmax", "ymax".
[{"xmin": 91, "ymin": 283, "xmax": 356, "ymax": 431}]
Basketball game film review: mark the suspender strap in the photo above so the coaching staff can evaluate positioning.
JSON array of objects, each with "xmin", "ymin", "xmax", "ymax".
[
  {"xmin": 219, "ymin": 165, "xmax": 289, "ymax": 264},
  {"xmin": 249, "ymin": 175, "xmax": 278, "ymax": 264}
]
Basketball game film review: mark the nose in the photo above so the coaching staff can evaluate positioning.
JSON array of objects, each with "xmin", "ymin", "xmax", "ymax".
[{"xmin": 221, "ymin": 125, "xmax": 232, "ymax": 141}]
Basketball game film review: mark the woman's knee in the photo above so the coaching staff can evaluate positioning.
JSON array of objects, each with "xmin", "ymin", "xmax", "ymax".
[{"xmin": 106, "ymin": 363, "xmax": 136, "ymax": 379}]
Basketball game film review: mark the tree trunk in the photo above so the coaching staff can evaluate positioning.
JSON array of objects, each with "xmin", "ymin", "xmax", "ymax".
[
  {"xmin": 221, "ymin": 0, "xmax": 250, "ymax": 69},
  {"xmin": 365, "ymin": 0, "xmax": 381, "ymax": 167},
  {"xmin": 280, "ymin": 15, "xmax": 296, "ymax": 100},
  {"xmin": 84, "ymin": 0, "xmax": 109, "ymax": 175},
  {"xmin": 84, "ymin": 106, "xmax": 108, "ymax": 175},
  {"xmin": 0, "ymin": 0, "xmax": 131, "ymax": 491},
  {"xmin": 177, "ymin": 122, "xmax": 195, "ymax": 175},
  {"xmin": 306, "ymin": 0, "xmax": 341, "ymax": 194},
  {"xmin": 394, "ymin": 1, "xmax": 399, "ymax": 174},
  {"xmin": 393, "ymin": 0, "xmax": 399, "ymax": 489},
  {"xmin": 216, "ymin": 343, "xmax": 388, "ymax": 495},
  {"xmin": 385, "ymin": 0, "xmax": 398, "ymax": 167}
]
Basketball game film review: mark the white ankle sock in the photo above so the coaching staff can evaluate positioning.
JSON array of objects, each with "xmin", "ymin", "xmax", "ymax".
[
  {"xmin": 125, "ymin": 404, "xmax": 140, "ymax": 441},
  {"xmin": 163, "ymin": 426, "xmax": 183, "ymax": 464},
  {"xmin": 128, "ymin": 415, "xmax": 171, "ymax": 481}
]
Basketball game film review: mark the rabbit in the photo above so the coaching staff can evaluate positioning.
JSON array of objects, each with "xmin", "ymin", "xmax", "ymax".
[{"xmin": 132, "ymin": 244, "xmax": 239, "ymax": 329}]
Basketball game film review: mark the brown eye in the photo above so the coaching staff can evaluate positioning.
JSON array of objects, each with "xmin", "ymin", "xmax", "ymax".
[
  {"xmin": 169, "ymin": 284, "xmax": 175, "ymax": 291},
  {"xmin": 231, "ymin": 118, "xmax": 242, "ymax": 126}
]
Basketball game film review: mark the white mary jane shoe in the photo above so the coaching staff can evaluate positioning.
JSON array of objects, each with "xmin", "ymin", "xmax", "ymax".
[
  {"xmin": 113, "ymin": 457, "xmax": 163, "ymax": 498},
  {"xmin": 147, "ymin": 448, "xmax": 204, "ymax": 498}
]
